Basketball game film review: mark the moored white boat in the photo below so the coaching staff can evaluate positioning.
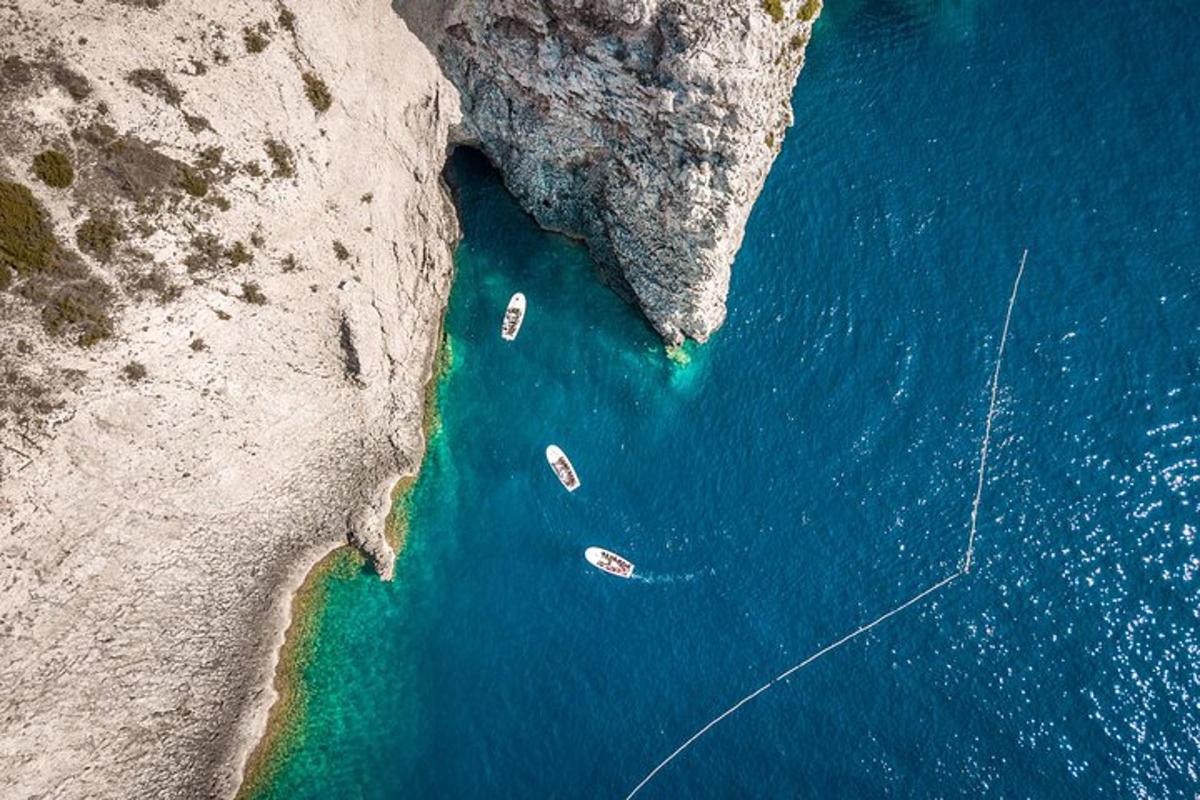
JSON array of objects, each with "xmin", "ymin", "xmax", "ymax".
[
  {"xmin": 501, "ymin": 292, "xmax": 526, "ymax": 341},
  {"xmin": 585, "ymin": 547, "xmax": 635, "ymax": 579},
  {"xmin": 545, "ymin": 444, "xmax": 580, "ymax": 492}
]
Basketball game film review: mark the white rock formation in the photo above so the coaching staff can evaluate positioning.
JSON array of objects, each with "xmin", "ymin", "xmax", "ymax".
[
  {"xmin": 0, "ymin": 1, "xmax": 458, "ymax": 797},
  {"xmin": 410, "ymin": 0, "xmax": 822, "ymax": 343}
]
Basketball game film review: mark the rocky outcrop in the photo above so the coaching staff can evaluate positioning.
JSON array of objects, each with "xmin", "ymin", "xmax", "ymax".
[
  {"xmin": 1, "ymin": 1, "xmax": 821, "ymax": 798},
  {"xmin": 409, "ymin": 0, "xmax": 821, "ymax": 343},
  {"xmin": 0, "ymin": 1, "xmax": 459, "ymax": 797}
]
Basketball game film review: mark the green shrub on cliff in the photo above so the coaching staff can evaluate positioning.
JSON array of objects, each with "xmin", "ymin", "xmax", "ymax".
[
  {"xmin": 264, "ymin": 139, "xmax": 295, "ymax": 178},
  {"xmin": 126, "ymin": 67, "xmax": 183, "ymax": 107},
  {"xmin": 122, "ymin": 361, "xmax": 147, "ymax": 382},
  {"xmin": 32, "ymin": 150, "xmax": 74, "ymax": 188},
  {"xmin": 762, "ymin": 0, "xmax": 785, "ymax": 23},
  {"xmin": 40, "ymin": 275, "xmax": 115, "ymax": 346},
  {"xmin": 197, "ymin": 145, "xmax": 225, "ymax": 171},
  {"xmin": 0, "ymin": 181, "xmax": 58, "ymax": 278},
  {"xmin": 798, "ymin": 0, "xmax": 820, "ymax": 21},
  {"xmin": 278, "ymin": 6, "xmax": 296, "ymax": 33},
  {"xmin": 177, "ymin": 166, "xmax": 209, "ymax": 198},
  {"xmin": 76, "ymin": 210, "xmax": 125, "ymax": 262},
  {"xmin": 243, "ymin": 24, "xmax": 271, "ymax": 54},
  {"xmin": 227, "ymin": 241, "xmax": 254, "ymax": 267},
  {"xmin": 241, "ymin": 281, "xmax": 266, "ymax": 305},
  {"xmin": 302, "ymin": 71, "xmax": 332, "ymax": 113}
]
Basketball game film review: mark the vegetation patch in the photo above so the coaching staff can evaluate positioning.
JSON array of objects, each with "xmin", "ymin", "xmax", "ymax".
[
  {"xmin": 176, "ymin": 165, "xmax": 209, "ymax": 198},
  {"xmin": 0, "ymin": 181, "xmax": 59, "ymax": 277},
  {"xmin": 122, "ymin": 361, "xmax": 147, "ymax": 382},
  {"xmin": 189, "ymin": 337, "xmax": 206, "ymax": 352},
  {"xmin": 0, "ymin": 357, "xmax": 60, "ymax": 429},
  {"xmin": 31, "ymin": 267, "xmax": 116, "ymax": 346},
  {"xmin": 227, "ymin": 241, "xmax": 253, "ymax": 267},
  {"xmin": 2, "ymin": 183, "xmax": 115, "ymax": 345},
  {"xmin": 183, "ymin": 113, "xmax": 212, "ymax": 134},
  {"xmin": 762, "ymin": 0, "xmax": 785, "ymax": 23},
  {"xmin": 301, "ymin": 71, "xmax": 332, "ymax": 113},
  {"xmin": 184, "ymin": 233, "xmax": 224, "ymax": 274},
  {"xmin": 76, "ymin": 210, "xmax": 125, "ymax": 262},
  {"xmin": 240, "ymin": 280, "xmax": 266, "ymax": 305},
  {"xmin": 278, "ymin": 6, "xmax": 297, "ymax": 33},
  {"xmin": 243, "ymin": 23, "xmax": 271, "ymax": 54},
  {"xmin": 126, "ymin": 68, "xmax": 183, "ymax": 107},
  {"xmin": 264, "ymin": 139, "xmax": 295, "ymax": 178},
  {"xmin": 130, "ymin": 267, "xmax": 182, "ymax": 304},
  {"xmin": 32, "ymin": 150, "xmax": 74, "ymax": 188},
  {"xmin": 798, "ymin": 0, "xmax": 820, "ymax": 21},
  {"xmin": 197, "ymin": 145, "xmax": 225, "ymax": 171},
  {"xmin": 332, "ymin": 240, "xmax": 349, "ymax": 261},
  {"xmin": 76, "ymin": 123, "xmax": 185, "ymax": 204}
]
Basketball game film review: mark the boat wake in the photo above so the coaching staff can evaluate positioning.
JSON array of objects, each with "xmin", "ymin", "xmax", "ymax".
[{"xmin": 631, "ymin": 568, "xmax": 712, "ymax": 585}]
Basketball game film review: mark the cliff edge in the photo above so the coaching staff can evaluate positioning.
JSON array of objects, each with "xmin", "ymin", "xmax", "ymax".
[
  {"xmin": 0, "ymin": 1, "xmax": 458, "ymax": 797},
  {"xmin": 405, "ymin": 0, "xmax": 821, "ymax": 343},
  {"xmin": 1, "ymin": 0, "xmax": 821, "ymax": 797}
]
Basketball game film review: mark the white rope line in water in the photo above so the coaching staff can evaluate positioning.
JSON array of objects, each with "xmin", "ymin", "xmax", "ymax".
[
  {"xmin": 623, "ymin": 251, "xmax": 1029, "ymax": 800},
  {"xmin": 964, "ymin": 248, "xmax": 1027, "ymax": 573}
]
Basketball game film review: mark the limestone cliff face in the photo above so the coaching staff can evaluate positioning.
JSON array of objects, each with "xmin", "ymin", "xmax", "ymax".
[
  {"xmin": 427, "ymin": 0, "xmax": 821, "ymax": 343},
  {"xmin": 0, "ymin": 1, "xmax": 459, "ymax": 797}
]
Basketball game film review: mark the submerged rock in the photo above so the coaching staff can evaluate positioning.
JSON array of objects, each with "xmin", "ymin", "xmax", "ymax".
[{"xmin": 419, "ymin": 0, "xmax": 822, "ymax": 343}]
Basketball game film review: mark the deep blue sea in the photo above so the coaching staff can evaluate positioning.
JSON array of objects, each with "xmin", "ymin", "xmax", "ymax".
[{"xmin": 257, "ymin": 2, "xmax": 1200, "ymax": 797}]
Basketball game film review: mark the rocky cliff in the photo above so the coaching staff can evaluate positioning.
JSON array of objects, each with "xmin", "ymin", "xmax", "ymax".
[
  {"xmin": 0, "ymin": 1, "xmax": 458, "ymax": 797},
  {"xmin": 1, "ymin": 0, "xmax": 820, "ymax": 798},
  {"xmin": 407, "ymin": 0, "xmax": 821, "ymax": 343}
]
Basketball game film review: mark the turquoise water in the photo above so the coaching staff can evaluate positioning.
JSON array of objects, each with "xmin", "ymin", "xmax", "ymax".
[{"xmin": 258, "ymin": 2, "xmax": 1200, "ymax": 797}]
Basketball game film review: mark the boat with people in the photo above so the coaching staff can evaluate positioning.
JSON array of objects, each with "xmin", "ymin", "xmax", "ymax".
[
  {"xmin": 545, "ymin": 444, "xmax": 580, "ymax": 491},
  {"xmin": 501, "ymin": 292, "xmax": 526, "ymax": 341},
  {"xmin": 585, "ymin": 547, "xmax": 635, "ymax": 579}
]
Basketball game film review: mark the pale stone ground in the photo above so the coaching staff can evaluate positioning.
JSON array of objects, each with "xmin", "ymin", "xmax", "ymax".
[{"xmin": 0, "ymin": 1, "xmax": 459, "ymax": 797}]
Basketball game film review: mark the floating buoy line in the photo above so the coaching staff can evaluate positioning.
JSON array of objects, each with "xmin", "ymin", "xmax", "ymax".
[{"xmin": 623, "ymin": 250, "xmax": 1029, "ymax": 799}]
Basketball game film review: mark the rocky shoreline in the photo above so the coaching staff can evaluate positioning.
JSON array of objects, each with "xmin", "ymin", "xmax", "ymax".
[
  {"xmin": 1, "ymin": 1, "xmax": 460, "ymax": 797},
  {"xmin": 0, "ymin": 0, "xmax": 818, "ymax": 797}
]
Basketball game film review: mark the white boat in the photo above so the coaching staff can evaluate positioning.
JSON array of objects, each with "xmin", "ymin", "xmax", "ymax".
[
  {"xmin": 585, "ymin": 547, "xmax": 635, "ymax": 579},
  {"xmin": 501, "ymin": 292, "xmax": 526, "ymax": 341},
  {"xmin": 545, "ymin": 444, "xmax": 580, "ymax": 492}
]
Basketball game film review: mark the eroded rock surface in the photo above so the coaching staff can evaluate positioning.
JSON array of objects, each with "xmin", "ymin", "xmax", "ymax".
[
  {"xmin": 408, "ymin": 0, "xmax": 821, "ymax": 343},
  {"xmin": 0, "ymin": 1, "xmax": 458, "ymax": 797},
  {"xmin": 1, "ymin": 1, "xmax": 823, "ymax": 797}
]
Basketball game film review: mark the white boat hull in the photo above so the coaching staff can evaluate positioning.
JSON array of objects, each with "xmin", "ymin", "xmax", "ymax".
[
  {"xmin": 545, "ymin": 444, "xmax": 580, "ymax": 492},
  {"xmin": 585, "ymin": 547, "xmax": 634, "ymax": 578},
  {"xmin": 501, "ymin": 292, "xmax": 526, "ymax": 341}
]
